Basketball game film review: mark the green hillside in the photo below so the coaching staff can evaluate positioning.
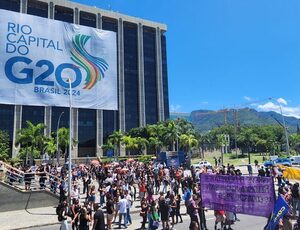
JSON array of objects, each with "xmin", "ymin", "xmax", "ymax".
[{"xmin": 171, "ymin": 108, "xmax": 300, "ymax": 133}]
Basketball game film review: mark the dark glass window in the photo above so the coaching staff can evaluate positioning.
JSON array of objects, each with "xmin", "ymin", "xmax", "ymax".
[
  {"xmin": 27, "ymin": 0, "xmax": 48, "ymax": 18},
  {"xmin": 54, "ymin": 6, "xmax": 73, "ymax": 23},
  {"xmin": 0, "ymin": 0, "xmax": 20, "ymax": 12},
  {"xmin": 102, "ymin": 17, "xmax": 118, "ymax": 32},
  {"xmin": 79, "ymin": 11, "xmax": 96, "ymax": 28},
  {"xmin": 161, "ymin": 34, "xmax": 169, "ymax": 120},
  {"xmin": 102, "ymin": 17, "xmax": 119, "ymax": 149},
  {"xmin": 51, "ymin": 107, "xmax": 70, "ymax": 133},
  {"xmin": 78, "ymin": 109, "xmax": 96, "ymax": 157},
  {"xmin": 0, "ymin": 105, "xmax": 14, "ymax": 157},
  {"xmin": 143, "ymin": 26, "xmax": 158, "ymax": 124},
  {"xmin": 124, "ymin": 22, "xmax": 139, "ymax": 131},
  {"xmin": 22, "ymin": 106, "xmax": 44, "ymax": 127},
  {"xmin": 103, "ymin": 111, "xmax": 117, "ymax": 146}
]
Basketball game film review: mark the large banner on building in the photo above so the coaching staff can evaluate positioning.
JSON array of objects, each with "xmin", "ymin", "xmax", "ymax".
[
  {"xmin": 0, "ymin": 9, "xmax": 117, "ymax": 110},
  {"xmin": 200, "ymin": 174, "xmax": 275, "ymax": 217}
]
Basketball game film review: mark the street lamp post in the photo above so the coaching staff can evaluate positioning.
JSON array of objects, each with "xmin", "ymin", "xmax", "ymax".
[
  {"xmin": 271, "ymin": 98, "xmax": 290, "ymax": 157},
  {"xmin": 279, "ymin": 104, "xmax": 290, "ymax": 156},
  {"xmin": 56, "ymin": 112, "xmax": 64, "ymax": 165},
  {"xmin": 68, "ymin": 78, "xmax": 73, "ymax": 205}
]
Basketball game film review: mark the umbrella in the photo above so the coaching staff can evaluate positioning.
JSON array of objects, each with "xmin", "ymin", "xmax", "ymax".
[
  {"xmin": 104, "ymin": 164, "xmax": 112, "ymax": 168},
  {"xmin": 126, "ymin": 158, "xmax": 135, "ymax": 163},
  {"xmin": 91, "ymin": 160, "xmax": 99, "ymax": 165},
  {"xmin": 121, "ymin": 168, "xmax": 129, "ymax": 173}
]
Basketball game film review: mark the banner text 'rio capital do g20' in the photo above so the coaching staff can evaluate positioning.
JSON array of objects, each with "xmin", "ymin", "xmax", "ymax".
[{"xmin": 0, "ymin": 9, "xmax": 118, "ymax": 110}]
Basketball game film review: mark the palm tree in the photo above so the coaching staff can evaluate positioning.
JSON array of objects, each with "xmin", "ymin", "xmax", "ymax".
[
  {"xmin": 180, "ymin": 134, "xmax": 198, "ymax": 153},
  {"xmin": 108, "ymin": 130, "xmax": 124, "ymax": 160},
  {"xmin": 122, "ymin": 135, "xmax": 138, "ymax": 156},
  {"xmin": 57, "ymin": 127, "xmax": 77, "ymax": 163},
  {"xmin": 164, "ymin": 121, "xmax": 180, "ymax": 151},
  {"xmin": 148, "ymin": 137, "xmax": 163, "ymax": 154},
  {"xmin": 15, "ymin": 127, "xmax": 31, "ymax": 164},
  {"xmin": 16, "ymin": 121, "xmax": 46, "ymax": 165},
  {"xmin": 135, "ymin": 137, "xmax": 149, "ymax": 155},
  {"xmin": 44, "ymin": 137, "xmax": 57, "ymax": 163}
]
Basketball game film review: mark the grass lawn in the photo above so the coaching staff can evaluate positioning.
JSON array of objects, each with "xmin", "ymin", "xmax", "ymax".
[{"xmin": 192, "ymin": 151, "xmax": 265, "ymax": 166}]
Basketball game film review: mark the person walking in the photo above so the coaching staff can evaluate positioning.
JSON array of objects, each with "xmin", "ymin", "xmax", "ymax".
[
  {"xmin": 70, "ymin": 199, "xmax": 80, "ymax": 230},
  {"xmin": 106, "ymin": 194, "xmax": 115, "ymax": 230},
  {"xmin": 58, "ymin": 200, "xmax": 69, "ymax": 230},
  {"xmin": 140, "ymin": 198, "xmax": 148, "ymax": 230},
  {"xmin": 175, "ymin": 194, "xmax": 183, "ymax": 224},
  {"xmin": 92, "ymin": 204, "xmax": 105, "ymax": 230},
  {"xmin": 79, "ymin": 206, "xmax": 91, "ymax": 230},
  {"xmin": 159, "ymin": 197, "xmax": 169, "ymax": 230},
  {"xmin": 118, "ymin": 194, "xmax": 128, "ymax": 229},
  {"xmin": 125, "ymin": 191, "xmax": 132, "ymax": 226}
]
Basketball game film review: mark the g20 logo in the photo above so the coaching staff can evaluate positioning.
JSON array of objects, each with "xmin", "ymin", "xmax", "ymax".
[{"xmin": 5, "ymin": 56, "xmax": 82, "ymax": 88}]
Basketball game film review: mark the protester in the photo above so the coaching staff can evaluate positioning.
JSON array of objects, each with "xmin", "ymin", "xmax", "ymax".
[{"xmin": 92, "ymin": 204, "xmax": 105, "ymax": 230}]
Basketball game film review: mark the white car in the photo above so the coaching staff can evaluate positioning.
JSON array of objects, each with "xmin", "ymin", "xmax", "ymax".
[{"xmin": 198, "ymin": 161, "xmax": 212, "ymax": 168}]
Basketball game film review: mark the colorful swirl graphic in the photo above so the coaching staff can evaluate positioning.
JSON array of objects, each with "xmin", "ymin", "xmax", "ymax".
[{"xmin": 70, "ymin": 34, "xmax": 108, "ymax": 90}]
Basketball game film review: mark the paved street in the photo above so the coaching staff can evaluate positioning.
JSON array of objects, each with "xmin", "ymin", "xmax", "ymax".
[{"xmin": 28, "ymin": 212, "xmax": 267, "ymax": 230}]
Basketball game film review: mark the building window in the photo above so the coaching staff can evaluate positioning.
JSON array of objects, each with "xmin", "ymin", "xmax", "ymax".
[
  {"xmin": 0, "ymin": 0, "xmax": 20, "ymax": 12},
  {"xmin": 80, "ymin": 11, "xmax": 96, "ymax": 28},
  {"xmin": 27, "ymin": 0, "xmax": 48, "ymax": 18},
  {"xmin": 51, "ymin": 107, "xmax": 70, "ymax": 133},
  {"xmin": 0, "ymin": 105, "xmax": 14, "ymax": 157},
  {"xmin": 102, "ymin": 17, "xmax": 119, "ymax": 149},
  {"xmin": 124, "ymin": 22, "xmax": 139, "ymax": 131},
  {"xmin": 143, "ymin": 26, "xmax": 158, "ymax": 124},
  {"xmin": 54, "ymin": 5, "xmax": 73, "ymax": 23},
  {"xmin": 161, "ymin": 33, "xmax": 169, "ymax": 120},
  {"xmin": 22, "ymin": 106, "xmax": 44, "ymax": 127},
  {"xmin": 78, "ymin": 109, "xmax": 96, "ymax": 157}
]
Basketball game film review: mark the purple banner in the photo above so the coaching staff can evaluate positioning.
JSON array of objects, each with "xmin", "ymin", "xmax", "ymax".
[{"xmin": 200, "ymin": 174, "xmax": 275, "ymax": 217}]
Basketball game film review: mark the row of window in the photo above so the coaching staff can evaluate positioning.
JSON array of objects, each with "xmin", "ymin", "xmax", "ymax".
[{"xmin": 0, "ymin": 0, "xmax": 169, "ymax": 157}]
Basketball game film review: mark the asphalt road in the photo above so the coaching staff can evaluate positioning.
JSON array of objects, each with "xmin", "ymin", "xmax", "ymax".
[{"xmin": 28, "ymin": 212, "xmax": 267, "ymax": 230}]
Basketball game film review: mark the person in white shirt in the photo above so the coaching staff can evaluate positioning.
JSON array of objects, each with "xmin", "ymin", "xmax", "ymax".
[
  {"xmin": 118, "ymin": 195, "xmax": 128, "ymax": 229},
  {"xmin": 125, "ymin": 191, "xmax": 132, "ymax": 225}
]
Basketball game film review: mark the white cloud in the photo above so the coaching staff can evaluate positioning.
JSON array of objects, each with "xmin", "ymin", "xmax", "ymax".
[
  {"xmin": 257, "ymin": 102, "xmax": 300, "ymax": 118},
  {"xmin": 243, "ymin": 96, "xmax": 252, "ymax": 101},
  {"xmin": 170, "ymin": 104, "xmax": 182, "ymax": 112},
  {"xmin": 277, "ymin": 97, "xmax": 288, "ymax": 105}
]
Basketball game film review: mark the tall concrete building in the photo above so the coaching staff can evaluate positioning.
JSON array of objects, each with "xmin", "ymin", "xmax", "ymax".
[{"xmin": 0, "ymin": 0, "xmax": 169, "ymax": 158}]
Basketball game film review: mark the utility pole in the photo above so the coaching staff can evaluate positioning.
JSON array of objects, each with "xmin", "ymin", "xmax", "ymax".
[{"xmin": 234, "ymin": 109, "xmax": 238, "ymax": 158}]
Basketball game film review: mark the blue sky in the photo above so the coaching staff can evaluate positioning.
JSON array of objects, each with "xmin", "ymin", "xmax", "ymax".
[{"xmin": 74, "ymin": 0, "xmax": 300, "ymax": 117}]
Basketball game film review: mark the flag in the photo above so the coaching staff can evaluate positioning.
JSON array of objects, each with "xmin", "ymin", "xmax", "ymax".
[{"xmin": 266, "ymin": 195, "xmax": 289, "ymax": 230}]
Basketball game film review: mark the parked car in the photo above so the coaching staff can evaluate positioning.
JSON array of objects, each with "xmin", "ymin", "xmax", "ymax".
[
  {"xmin": 198, "ymin": 161, "xmax": 212, "ymax": 168},
  {"xmin": 263, "ymin": 158, "xmax": 292, "ymax": 167},
  {"xmin": 290, "ymin": 156, "xmax": 300, "ymax": 165}
]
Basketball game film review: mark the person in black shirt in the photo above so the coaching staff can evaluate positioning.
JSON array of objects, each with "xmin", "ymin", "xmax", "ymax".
[
  {"xmin": 106, "ymin": 194, "xmax": 114, "ymax": 230},
  {"xmin": 92, "ymin": 204, "xmax": 105, "ymax": 230}
]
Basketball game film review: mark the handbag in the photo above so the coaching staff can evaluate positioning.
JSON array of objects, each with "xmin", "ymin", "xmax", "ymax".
[{"xmin": 153, "ymin": 221, "xmax": 160, "ymax": 228}]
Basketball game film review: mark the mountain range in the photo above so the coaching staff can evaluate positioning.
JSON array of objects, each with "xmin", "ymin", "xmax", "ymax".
[{"xmin": 170, "ymin": 108, "xmax": 300, "ymax": 133}]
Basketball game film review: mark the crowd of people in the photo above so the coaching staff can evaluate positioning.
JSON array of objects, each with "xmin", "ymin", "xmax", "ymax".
[{"xmin": 4, "ymin": 157, "xmax": 300, "ymax": 230}]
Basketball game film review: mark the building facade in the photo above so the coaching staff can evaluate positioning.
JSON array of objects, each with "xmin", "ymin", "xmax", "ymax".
[{"xmin": 0, "ymin": 0, "xmax": 169, "ymax": 158}]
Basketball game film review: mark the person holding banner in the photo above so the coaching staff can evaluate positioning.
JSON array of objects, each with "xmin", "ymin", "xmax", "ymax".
[{"xmin": 214, "ymin": 210, "xmax": 225, "ymax": 230}]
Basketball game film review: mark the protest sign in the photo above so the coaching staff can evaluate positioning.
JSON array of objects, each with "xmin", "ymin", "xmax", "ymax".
[{"xmin": 200, "ymin": 174, "xmax": 275, "ymax": 217}]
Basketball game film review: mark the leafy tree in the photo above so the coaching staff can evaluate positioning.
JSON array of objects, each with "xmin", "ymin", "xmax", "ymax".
[
  {"xmin": 108, "ymin": 130, "xmax": 124, "ymax": 159},
  {"xmin": 15, "ymin": 121, "xmax": 46, "ymax": 165},
  {"xmin": 0, "ymin": 130, "xmax": 9, "ymax": 161},
  {"xmin": 148, "ymin": 137, "xmax": 163, "ymax": 154},
  {"xmin": 179, "ymin": 134, "xmax": 198, "ymax": 153},
  {"xmin": 57, "ymin": 127, "xmax": 77, "ymax": 163},
  {"xmin": 44, "ymin": 136, "xmax": 57, "ymax": 162}
]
